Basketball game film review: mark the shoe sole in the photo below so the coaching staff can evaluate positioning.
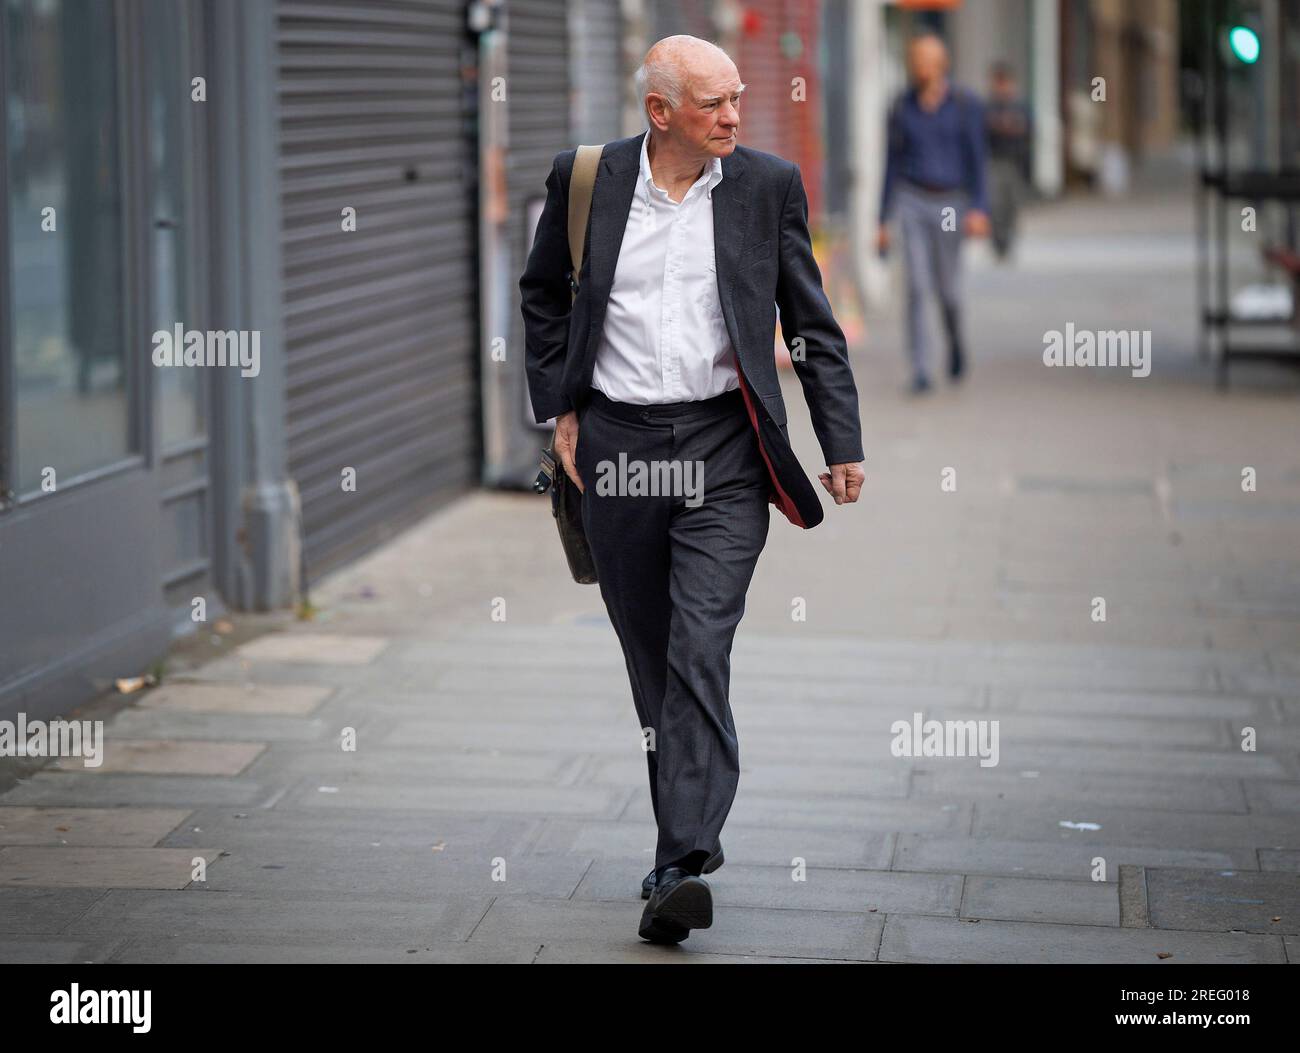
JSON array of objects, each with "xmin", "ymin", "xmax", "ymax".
[
  {"xmin": 638, "ymin": 876, "xmax": 713, "ymax": 943},
  {"xmin": 637, "ymin": 914, "xmax": 690, "ymax": 944},
  {"xmin": 640, "ymin": 847, "xmax": 724, "ymax": 900}
]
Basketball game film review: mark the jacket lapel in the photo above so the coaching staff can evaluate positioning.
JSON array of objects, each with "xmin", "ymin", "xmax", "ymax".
[
  {"xmin": 711, "ymin": 149, "xmax": 751, "ymax": 377},
  {"xmin": 582, "ymin": 134, "xmax": 642, "ymax": 355}
]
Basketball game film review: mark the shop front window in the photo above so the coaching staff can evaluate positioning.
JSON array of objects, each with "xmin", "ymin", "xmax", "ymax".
[{"xmin": 4, "ymin": 0, "xmax": 131, "ymax": 495}]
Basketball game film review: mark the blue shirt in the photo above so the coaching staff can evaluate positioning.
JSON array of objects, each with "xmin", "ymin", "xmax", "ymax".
[{"xmin": 880, "ymin": 85, "xmax": 989, "ymax": 221}]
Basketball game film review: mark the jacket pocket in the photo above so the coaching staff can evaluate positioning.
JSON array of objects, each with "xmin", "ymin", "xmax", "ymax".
[
  {"xmin": 745, "ymin": 239, "xmax": 772, "ymax": 266},
  {"xmin": 758, "ymin": 390, "xmax": 787, "ymax": 426}
]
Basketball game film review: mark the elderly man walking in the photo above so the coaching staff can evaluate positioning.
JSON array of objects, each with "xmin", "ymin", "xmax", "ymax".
[
  {"xmin": 878, "ymin": 33, "xmax": 990, "ymax": 393},
  {"xmin": 520, "ymin": 35, "xmax": 865, "ymax": 944}
]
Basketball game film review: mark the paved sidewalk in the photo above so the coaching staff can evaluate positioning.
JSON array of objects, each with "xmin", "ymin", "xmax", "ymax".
[{"xmin": 2, "ymin": 185, "xmax": 1298, "ymax": 963}]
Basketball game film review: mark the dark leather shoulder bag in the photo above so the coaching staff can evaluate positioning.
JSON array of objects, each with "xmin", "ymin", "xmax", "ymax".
[{"xmin": 532, "ymin": 144, "xmax": 603, "ymax": 584}]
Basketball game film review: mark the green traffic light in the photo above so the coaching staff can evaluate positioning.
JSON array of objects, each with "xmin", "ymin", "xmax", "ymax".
[{"xmin": 1228, "ymin": 25, "xmax": 1261, "ymax": 64}]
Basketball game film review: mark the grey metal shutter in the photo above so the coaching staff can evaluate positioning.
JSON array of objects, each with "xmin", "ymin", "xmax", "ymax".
[{"xmin": 278, "ymin": 0, "xmax": 477, "ymax": 575}]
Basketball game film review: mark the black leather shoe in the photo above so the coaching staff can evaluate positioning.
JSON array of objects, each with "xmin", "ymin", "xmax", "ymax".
[
  {"xmin": 637, "ymin": 866, "xmax": 713, "ymax": 944},
  {"xmin": 641, "ymin": 844, "xmax": 723, "ymax": 899}
]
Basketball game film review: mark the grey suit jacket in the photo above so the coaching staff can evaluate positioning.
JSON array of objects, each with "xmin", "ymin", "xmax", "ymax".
[{"xmin": 519, "ymin": 131, "xmax": 864, "ymax": 529}]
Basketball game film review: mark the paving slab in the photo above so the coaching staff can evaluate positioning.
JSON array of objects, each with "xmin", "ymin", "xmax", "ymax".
[
  {"xmin": 105, "ymin": 710, "xmax": 335, "ymax": 743},
  {"xmin": 879, "ymin": 914, "xmax": 1285, "ymax": 964},
  {"xmin": 0, "ymin": 936, "xmax": 132, "ymax": 964},
  {"xmin": 911, "ymin": 743, "xmax": 1287, "ymax": 780},
  {"xmin": 911, "ymin": 768, "xmax": 1248, "ymax": 813},
  {"xmin": 241, "ymin": 745, "xmax": 576, "ymax": 784},
  {"xmin": 1259, "ymin": 849, "xmax": 1300, "ymax": 872},
  {"xmin": 137, "ymin": 681, "xmax": 333, "ymax": 715},
  {"xmin": 50, "ymin": 739, "xmax": 266, "ymax": 777},
  {"xmin": 0, "ymin": 807, "xmax": 191, "ymax": 847},
  {"xmin": 217, "ymin": 844, "xmax": 590, "ymax": 893},
  {"xmin": 893, "ymin": 834, "xmax": 1255, "ymax": 880},
  {"xmin": 376, "ymin": 717, "xmax": 637, "ymax": 755},
  {"xmin": 961, "ymin": 875, "xmax": 1120, "ymax": 926},
  {"xmin": 230, "ymin": 633, "xmax": 391, "ymax": 664},
  {"xmin": 971, "ymin": 801, "xmax": 1300, "ymax": 850},
  {"xmin": 282, "ymin": 778, "xmax": 633, "ymax": 818},
  {"xmin": 0, "ymin": 847, "xmax": 223, "ymax": 889},
  {"xmin": 68, "ymin": 888, "xmax": 493, "ymax": 943},
  {"xmin": 0, "ymin": 887, "xmax": 110, "ymax": 934},
  {"xmin": 1243, "ymin": 780, "xmax": 1300, "ymax": 813},
  {"xmin": 1145, "ymin": 867, "xmax": 1300, "ymax": 935},
  {"xmin": 169, "ymin": 658, "xmax": 394, "ymax": 688},
  {"xmin": 0, "ymin": 772, "xmax": 276, "ymax": 809}
]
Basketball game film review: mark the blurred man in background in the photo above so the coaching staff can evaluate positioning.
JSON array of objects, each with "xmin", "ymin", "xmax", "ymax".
[
  {"xmin": 985, "ymin": 61, "xmax": 1034, "ymax": 261},
  {"xmin": 878, "ymin": 33, "xmax": 989, "ymax": 393}
]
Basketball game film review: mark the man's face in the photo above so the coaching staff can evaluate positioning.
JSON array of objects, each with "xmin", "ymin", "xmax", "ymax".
[
  {"xmin": 907, "ymin": 38, "xmax": 948, "ymax": 88},
  {"xmin": 659, "ymin": 57, "xmax": 743, "ymax": 159}
]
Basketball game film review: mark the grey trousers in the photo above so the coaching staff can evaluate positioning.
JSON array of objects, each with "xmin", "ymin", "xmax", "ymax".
[
  {"xmin": 897, "ymin": 181, "xmax": 968, "ymax": 380},
  {"xmin": 576, "ymin": 387, "xmax": 770, "ymax": 878},
  {"xmin": 989, "ymin": 158, "xmax": 1025, "ymax": 258}
]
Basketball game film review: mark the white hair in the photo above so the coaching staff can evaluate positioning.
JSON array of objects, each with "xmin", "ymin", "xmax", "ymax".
[{"xmin": 634, "ymin": 35, "xmax": 738, "ymax": 127}]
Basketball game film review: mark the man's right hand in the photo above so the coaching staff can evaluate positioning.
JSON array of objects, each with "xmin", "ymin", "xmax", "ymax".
[
  {"xmin": 554, "ymin": 409, "xmax": 583, "ymax": 493},
  {"xmin": 876, "ymin": 226, "xmax": 890, "ymax": 254}
]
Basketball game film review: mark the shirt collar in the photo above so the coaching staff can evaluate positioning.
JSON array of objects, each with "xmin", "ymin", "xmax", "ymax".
[{"xmin": 639, "ymin": 132, "xmax": 724, "ymax": 203}]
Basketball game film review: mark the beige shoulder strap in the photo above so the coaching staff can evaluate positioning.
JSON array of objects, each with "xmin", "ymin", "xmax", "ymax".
[{"xmin": 567, "ymin": 144, "xmax": 603, "ymax": 303}]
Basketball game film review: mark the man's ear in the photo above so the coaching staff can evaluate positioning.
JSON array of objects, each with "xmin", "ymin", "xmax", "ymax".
[{"xmin": 646, "ymin": 94, "xmax": 671, "ymax": 132}]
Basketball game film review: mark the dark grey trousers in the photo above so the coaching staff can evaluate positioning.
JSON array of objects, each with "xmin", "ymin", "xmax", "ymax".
[
  {"xmin": 576, "ymin": 386, "xmax": 770, "ymax": 879},
  {"xmin": 897, "ymin": 180, "xmax": 968, "ymax": 381}
]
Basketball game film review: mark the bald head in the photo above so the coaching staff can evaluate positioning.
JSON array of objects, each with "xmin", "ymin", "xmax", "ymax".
[
  {"xmin": 635, "ymin": 35, "xmax": 743, "ymax": 125},
  {"xmin": 907, "ymin": 33, "xmax": 950, "ymax": 89},
  {"xmin": 634, "ymin": 35, "xmax": 744, "ymax": 163}
]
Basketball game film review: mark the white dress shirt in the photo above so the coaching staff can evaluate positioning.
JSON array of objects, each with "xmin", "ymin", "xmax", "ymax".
[{"xmin": 590, "ymin": 133, "xmax": 738, "ymax": 405}]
